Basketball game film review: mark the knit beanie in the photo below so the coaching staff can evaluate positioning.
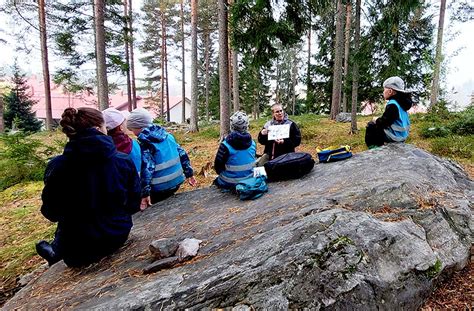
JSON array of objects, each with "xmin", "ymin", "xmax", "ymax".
[
  {"xmin": 127, "ymin": 108, "xmax": 153, "ymax": 129},
  {"xmin": 102, "ymin": 108, "xmax": 125, "ymax": 130},
  {"xmin": 230, "ymin": 111, "xmax": 249, "ymax": 133}
]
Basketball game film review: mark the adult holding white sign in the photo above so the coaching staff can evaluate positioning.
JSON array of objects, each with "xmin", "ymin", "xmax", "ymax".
[
  {"xmin": 268, "ymin": 124, "xmax": 291, "ymax": 140},
  {"xmin": 257, "ymin": 104, "xmax": 302, "ymax": 166}
]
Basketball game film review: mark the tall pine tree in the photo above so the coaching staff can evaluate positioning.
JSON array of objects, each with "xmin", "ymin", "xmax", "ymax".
[{"xmin": 3, "ymin": 63, "xmax": 42, "ymax": 133}]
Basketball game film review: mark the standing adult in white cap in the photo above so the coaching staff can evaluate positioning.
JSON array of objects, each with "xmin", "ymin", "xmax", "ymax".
[
  {"xmin": 102, "ymin": 108, "xmax": 141, "ymax": 173},
  {"xmin": 127, "ymin": 108, "xmax": 197, "ymax": 210},
  {"xmin": 365, "ymin": 76, "xmax": 413, "ymax": 148},
  {"xmin": 214, "ymin": 111, "xmax": 256, "ymax": 190}
]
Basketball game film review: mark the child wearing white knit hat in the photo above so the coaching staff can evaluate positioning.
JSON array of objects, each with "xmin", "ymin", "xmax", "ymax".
[{"xmin": 102, "ymin": 108, "xmax": 141, "ymax": 174}]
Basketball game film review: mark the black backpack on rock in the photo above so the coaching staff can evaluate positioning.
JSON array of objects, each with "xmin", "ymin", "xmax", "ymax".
[{"xmin": 264, "ymin": 152, "xmax": 315, "ymax": 182}]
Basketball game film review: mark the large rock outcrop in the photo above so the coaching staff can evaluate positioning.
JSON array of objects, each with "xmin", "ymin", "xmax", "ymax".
[{"xmin": 3, "ymin": 144, "xmax": 473, "ymax": 310}]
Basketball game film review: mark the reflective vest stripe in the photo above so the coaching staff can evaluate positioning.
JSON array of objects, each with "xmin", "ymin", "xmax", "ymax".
[
  {"xmin": 218, "ymin": 172, "xmax": 254, "ymax": 184},
  {"xmin": 155, "ymin": 157, "xmax": 180, "ymax": 171},
  {"xmin": 151, "ymin": 167, "xmax": 184, "ymax": 184},
  {"xmin": 384, "ymin": 129, "xmax": 406, "ymax": 142},
  {"xmin": 390, "ymin": 124, "xmax": 410, "ymax": 132},
  {"xmin": 225, "ymin": 162, "xmax": 255, "ymax": 171}
]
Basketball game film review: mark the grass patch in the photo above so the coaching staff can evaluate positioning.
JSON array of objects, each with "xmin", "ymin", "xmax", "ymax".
[
  {"xmin": 0, "ymin": 182, "xmax": 55, "ymax": 281},
  {"xmin": 430, "ymin": 136, "xmax": 474, "ymax": 160},
  {"xmin": 196, "ymin": 126, "xmax": 221, "ymax": 140}
]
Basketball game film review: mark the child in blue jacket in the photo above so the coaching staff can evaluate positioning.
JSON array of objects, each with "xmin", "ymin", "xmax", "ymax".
[{"xmin": 127, "ymin": 108, "xmax": 197, "ymax": 210}]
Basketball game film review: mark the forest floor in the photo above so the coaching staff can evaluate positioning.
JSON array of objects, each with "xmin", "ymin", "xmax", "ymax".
[{"xmin": 1, "ymin": 114, "xmax": 473, "ymax": 307}]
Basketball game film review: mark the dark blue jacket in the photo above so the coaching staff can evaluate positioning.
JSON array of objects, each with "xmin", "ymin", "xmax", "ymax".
[{"xmin": 41, "ymin": 128, "xmax": 141, "ymax": 265}]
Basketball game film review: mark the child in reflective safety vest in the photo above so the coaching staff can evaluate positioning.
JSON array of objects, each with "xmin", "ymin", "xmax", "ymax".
[
  {"xmin": 127, "ymin": 108, "xmax": 197, "ymax": 210},
  {"xmin": 214, "ymin": 111, "xmax": 256, "ymax": 190},
  {"xmin": 365, "ymin": 76, "xmax": 414, "ymax": 148}
]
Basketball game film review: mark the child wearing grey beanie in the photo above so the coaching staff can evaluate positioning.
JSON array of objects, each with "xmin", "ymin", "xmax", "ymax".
[
  {"xmin": 230, "ymin": 111, "xmax": 249, "ymax": 133},
  {"xmin": 126, "ymin": 107, "xmax": 197, "ymax": 211},
  {"xmin": 214, "ymin": 111, "xmax": 256, "ymax": 190},
  {"xmin": 127, "ymin": 108, "xmax": 153, "ymax": 130}
]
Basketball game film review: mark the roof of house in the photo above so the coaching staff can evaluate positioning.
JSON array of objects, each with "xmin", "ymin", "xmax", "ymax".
[
  {"xmin": 4, "ymin": 75, "xmax": 192, "ymax": 120},
  {"xmin": 25, "ymin": 75, "xmax": 143, "ymax": 119}
]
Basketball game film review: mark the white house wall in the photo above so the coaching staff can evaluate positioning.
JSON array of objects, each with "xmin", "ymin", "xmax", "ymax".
[{"xmin": 169, "ymin": 102, "xmax": 191, "ymax": 123}]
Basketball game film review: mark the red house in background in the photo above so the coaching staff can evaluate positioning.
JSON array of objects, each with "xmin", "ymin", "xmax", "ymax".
[
  {"xmin": 27, "ymin": 75, "xmax": 152, "ymax": 124},
  {"xmin": 27, "ymin": 76, "xmax": 190, "ymax": 125}
]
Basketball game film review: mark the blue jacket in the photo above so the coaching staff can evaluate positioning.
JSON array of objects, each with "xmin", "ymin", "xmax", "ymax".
[
  {"xmin": 215, "ymin": 132, "xmax": 256, "ymax": 189},
  {"xmin": 138, "ymin": 125, "xmax": 193, "ymax": 196},
  {"xmin": 41, "ymin": 128, "xmax": 141, "ymax": 264},
  {"xmin": 383, "ymin": 99, "xmax": 410, "ymax": 142},
  {"xmin": 129, "ymin": 139, "xmax": 142, "ymax": 174}
]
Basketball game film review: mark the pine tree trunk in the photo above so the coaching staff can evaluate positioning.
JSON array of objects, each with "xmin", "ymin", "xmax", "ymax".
[
  {"xmin": 342, "ymin": 2, "xmax": 352, "ymax": 113},
  {"xmin": 181, "ymin": 0, "xmax": 186, "ymax": 123},
  {"xmin": 124, "ymin": 0, "xmax": 132, "ymax": 111},
  {"xmin": 350, "ymin": 0, "xmax": 361, "ymax": 134},
  {"xmin": 306, "ymin": 13, "xmax": 312, "ymax": 106},
  {"xmin": 164, "ymin": 25, "xmax": 170, "ymax": 122},
  {"xmin": 430, "ymin": 0, "xmax": 446, "ymax": 108},
  {"xmin": 38, "ymin": 0, "xmax": 53, "ymax": 130},
  {"xmin": 232, "ymin": 50, "xmax": 240, "ymax": 112},
  {"xmin": 253, "ymin": 86, "xmax": 258, "ymax": 120},
  {"xmin": 218, "ymin": 0, "xmax": 230, "ymax": 138},
  {"xmin": 228, "ymin": 49, "xmax": 233, "ymax": 113},
  {"xmin": 291, "ymin": 52, "xmax": 297, "ymax": 115},
  {"xmin": 160, "ymin": 9, "xmax": 165, "ymax": 121},
  {"xmin": 94, "ymin": 0, "xmax": 109, "ymax": 111},
  {"xmin": 204, "ymin": 31, "xmax": 210, "ymax": 122},
  {"xmin": 129, "ymin": 0, "xmax": 137, "ymax": 109},
  {"xmin": 190, "ymin": 0, "xmax": 199, "ymax": 132},
  {"xmin": 330, "ymin": 0, "xmax": 345, "ymax": 120},
  {"xmin": 0, "ymin": 97, "xmax": 4, "ymax": 133},
  {"xmin": 275, "ymin": 58, "xmax": 280, "ymax": 104}
]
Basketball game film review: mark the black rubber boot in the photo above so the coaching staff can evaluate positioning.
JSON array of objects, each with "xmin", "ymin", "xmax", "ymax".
[{"xmin": 35, "ymin": 240, "xmax": 61, "ymax": 266}]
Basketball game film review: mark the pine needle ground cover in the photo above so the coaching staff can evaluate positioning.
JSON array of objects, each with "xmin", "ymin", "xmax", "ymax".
[{"xmin": 0, "ymin": 113, "xmax": 472, "ymax": 307}]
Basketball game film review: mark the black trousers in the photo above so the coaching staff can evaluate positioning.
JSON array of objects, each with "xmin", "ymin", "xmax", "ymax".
[
  {"xmin": 365, "ymin": 121, "xmax": 386, "ymax": 147},
  {"xmin": 50, "ymin": 225, "xmax": 129, "ymax": 267},
  {"xmin": 150, "ymin": 186, "xmax": 180, "ymax": 204}
]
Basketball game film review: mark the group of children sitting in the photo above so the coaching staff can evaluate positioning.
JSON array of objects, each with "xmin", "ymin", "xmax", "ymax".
[{"xmin": 35, "ymin": 75, "xmax": 412, "ymax": 268}]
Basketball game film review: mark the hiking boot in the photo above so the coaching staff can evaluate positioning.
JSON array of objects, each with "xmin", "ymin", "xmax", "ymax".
[{"xmin": 35, "ymin": 240, "xmax": 61, "ymax": 266}]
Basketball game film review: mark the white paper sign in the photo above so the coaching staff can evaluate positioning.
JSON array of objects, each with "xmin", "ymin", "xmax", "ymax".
[
  {"xmin": 268, "ymin": 124, "xmax": 290, "ymax": 140},
  {"xmin": 253, "ymin": 166, "xmax": 267, "ymax": 177}
]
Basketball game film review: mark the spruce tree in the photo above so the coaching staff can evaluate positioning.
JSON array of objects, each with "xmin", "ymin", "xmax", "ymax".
[{"xmin": 3, "ymin": 64, "xmax": 42, "ymax": 133}]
